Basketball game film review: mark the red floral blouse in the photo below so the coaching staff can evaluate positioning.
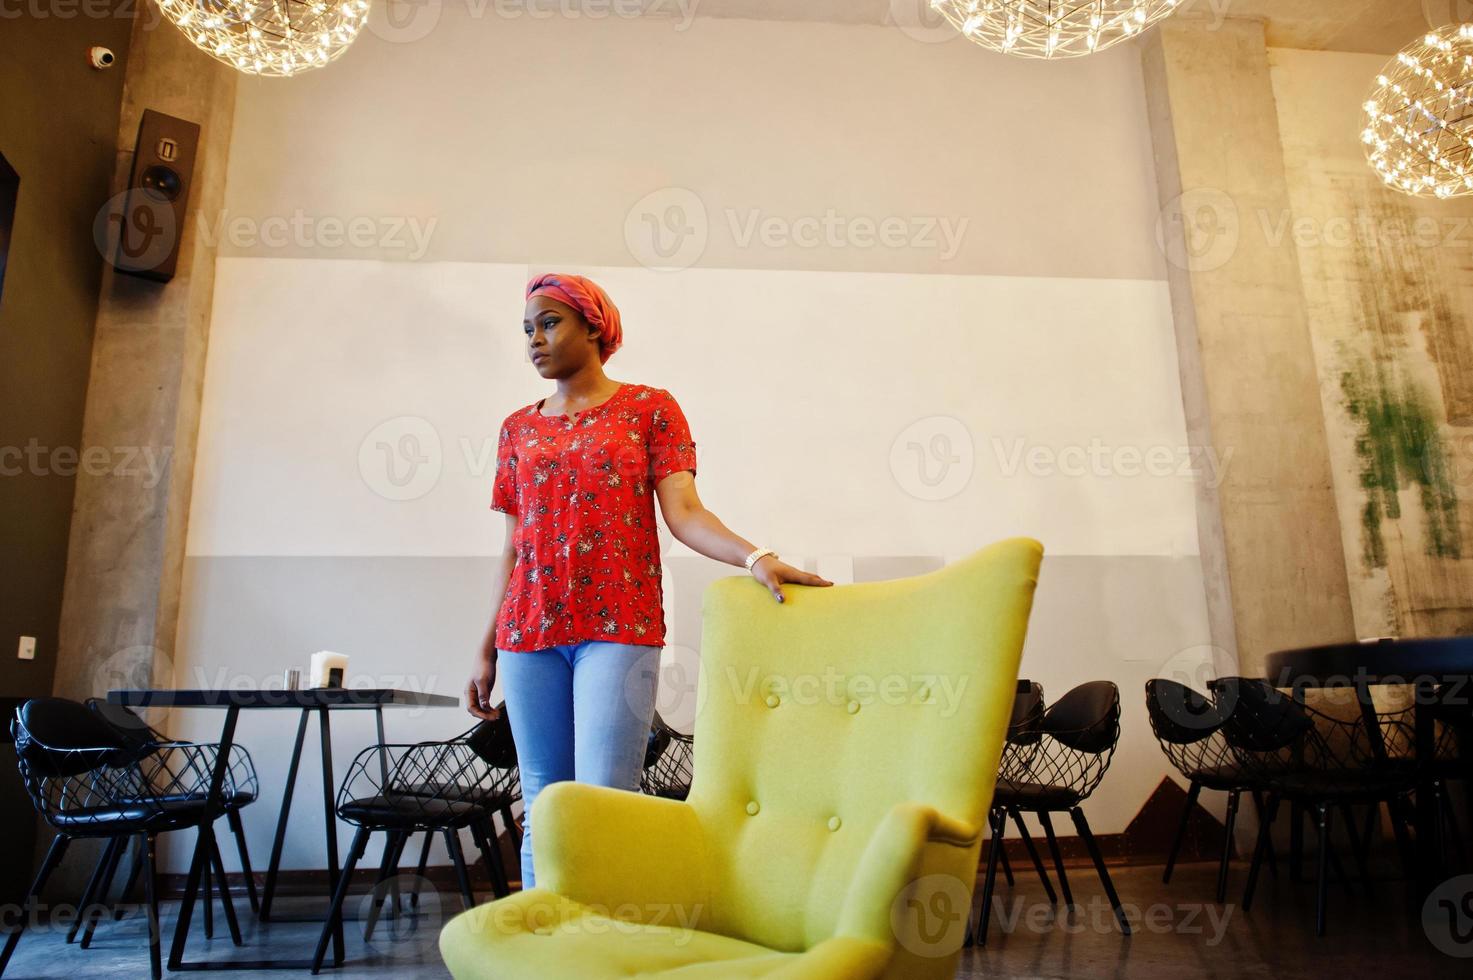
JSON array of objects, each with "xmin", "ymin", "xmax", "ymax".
[{"xmin": 490, "ymin": 383, "xmax": 698, "ymax": 653}]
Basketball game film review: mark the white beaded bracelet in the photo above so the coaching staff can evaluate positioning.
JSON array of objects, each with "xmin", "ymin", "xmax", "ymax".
[{"xmin": 744, "ymin": 547, "xmax": 777, "ymax": 572}]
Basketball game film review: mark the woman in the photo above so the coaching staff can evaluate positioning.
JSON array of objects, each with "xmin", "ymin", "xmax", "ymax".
[{"xmin": 466, "ymin": 272, "xmax": 831, "ymax": 890}]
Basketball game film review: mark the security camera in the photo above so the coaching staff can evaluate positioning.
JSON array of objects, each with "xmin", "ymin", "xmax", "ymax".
[{"xmin": 89, "ymin": 47, "xmax": 116, "ymax": 70}]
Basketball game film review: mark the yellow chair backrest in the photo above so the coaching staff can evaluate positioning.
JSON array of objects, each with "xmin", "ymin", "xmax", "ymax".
[{"xmin": 685, "ymin": 537, "xmax": 1043, "ymax": 967}]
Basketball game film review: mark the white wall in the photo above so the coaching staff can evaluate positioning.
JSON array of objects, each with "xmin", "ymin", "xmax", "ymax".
[{"xmin": 169, "ymin": 7, "xmax": 1217, "ymax": 873}]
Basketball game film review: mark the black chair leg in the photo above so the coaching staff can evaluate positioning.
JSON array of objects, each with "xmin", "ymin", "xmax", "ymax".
[
  {"xmin": 1442, "ymin": 786, "xmax": 1468, "ymax": 868},
  {"xmin": 1038, "ymin": 810, "xmax": 1073, "ymax": 908},
  {"xmin": 444, "ymin": 828, "xmax": 477, "ymax": 910},
  {"xmin": 1242, "ymin": 792, "xmax": 1280, "ymax": 911},
  {"xmin": 207, "ymin": 827, "xmax": 244, "ymax": 946},
  {"xmin": 1163, "ymin": 781, "xmax": 1201, "ymax": 884},
  {"xmin": 67, "ymin": 837, "xmax": 121, "ymax": 944},
  {"xmin": 1216, "ymin": 790, "xmax": 1240, "ymax": 904},
  {"xmin": 1322, "ymin": 828, "xmax": 1352, "ymax": 896},
  {"xmin": 80, "ymin": 835, "xmax": 128, "ymax": 948},
  {"xmin": 141, "ymin": 834, "xmax": 162, "ymax": 980},
  {"xmin": 311, "ymin": 827, "xmax": 370, "ymax": 975},
  {"xmin": 1289, "ymin": 800, "xmax": 1305, "ymax": 882},
  {"xmin": 202, "ymin": 848, "xmax": 214, "ymax": 940},
  {"xmin": 114, "ymin": 840, "xmax": 145, "ymax": 921},
  {"xmin": 968, "ymin": 807, "xmax": 1005, "ymax": 947},
  {"xmin": 1387, "ymin": 794, "xmax": 1418, "ymax": 879},
  {"xmin": 1315, "ymin": 803, "xmax": 1333, "ymax": 937},
  {"xmin": 471, "ymin": 816, "xmax": 510, "ymax": 899},
  {"xmin": 411, "ymin": 831, "xmax": 433, "ymax": 909},
  {"xmin": 1250, "ymin": 790, "xmax": 1278, "ymax": 877},
  {"xmin": 1008, "ymin": 807, "xmax": 1056, "ymax": 904},
  {"xmin": 364, "ymin": 831, "xmax": 409, "ymax": 941},
  {"xmin": 1339, "ymin": 803, "xmax": 1372, "ymax": 884},
  {"xmin": 997, "ymin": 830, "xmax": 1015, "ymax": 888},
  {"xmin": 501, "ymin": 805, "xmax": 522, "ymax": 851},
  {"xmin": 1070, "ymin": 808, "xmax": 1130, "ymax": 935},
  {"xmin": 226, "ymin": 808, "xmax": 260, "ymax": 915},
  {"xmin": 0, "ymin": 833, "xmax": 70, "ymax": 975}
]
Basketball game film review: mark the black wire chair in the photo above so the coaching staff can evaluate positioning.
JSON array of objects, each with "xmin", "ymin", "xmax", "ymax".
[
  {"xmin": 309, "ymin": 737, "xmax": 511, "ymax": 974},
  {"xmin": 3, "ymin": 698, "xmax": 239, "ymax": 980},
  {"xmin": 1146, "ymin": 678, "xmax": 1276, "ymax": 902},
  {"xmin": 969, "ymin": 680, "xmax": 1130, "ymax": 945},
  {"xmin": 968, "ymin": 682, "xmax": 1054, "ymax": 916},
  {"xmin": 396, "ymin": 706, "xmax": 521, "ymax": 905},
  {"xmin": 641, "ymin": 711, "xmax": 694, "ymax": 801},
  {"xmin": 79, "ymin": 698, "xmax": 262, "ymax": 944},
  {"xmin": 1216, "ymin": 677, "xmax": 1420, "ymax": 936}
]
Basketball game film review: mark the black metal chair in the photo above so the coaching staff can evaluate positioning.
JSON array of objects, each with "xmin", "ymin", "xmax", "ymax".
[
  {"xmin": 309, "ymin": 737, "xmax": 511, "ymax": 974},
  {"xmin": 962, "ymin": 682, "xmax": 1057, "ymax": 947},
  {"xmin": 641, "ymin": 711, "xmax": 694, "ymax": 801},
  {"xmin": 3, "ymin": 698, "xmax": 240, "ymax": 980},
  {"xmin": 971, "ymin": 680, "xmax": 1130, "ymax": 945},
  {"xmin": 396, "ymin": 706, "xmax": 521, "ymax": 904},
  {"xmin": 1217, "ymin": 677, "xmax": 1419, "ymax": 936},
  {"xmin": 1146, "ymin": 678, "xmax": 1276, "ymax": 902},
  {"xmin": 78, "ymin": 698, "xmax": 261, "ymax": 943}
]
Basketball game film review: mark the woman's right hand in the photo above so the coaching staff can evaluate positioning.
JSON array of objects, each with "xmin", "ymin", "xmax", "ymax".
[{"xmin": 466, "ymin": 650, "xmax": 501, "ymax": 721}]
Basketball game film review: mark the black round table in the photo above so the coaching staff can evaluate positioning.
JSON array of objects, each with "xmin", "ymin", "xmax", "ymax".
[{"xmin": 1264, "ymin": 636, "xmax": 1472, "ymax": 900}]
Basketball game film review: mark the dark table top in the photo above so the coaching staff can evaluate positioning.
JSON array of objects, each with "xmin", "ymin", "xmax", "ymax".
[
  {"xmin": 108, "ymin": 688, "xmax": 461, "ymax": 709},
  {"xmin": 1265, "ymin": 635, "xmax": 1473, "ymax": 687}
]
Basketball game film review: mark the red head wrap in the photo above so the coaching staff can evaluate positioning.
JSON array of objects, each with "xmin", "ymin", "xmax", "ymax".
[{"xmin": 525, "ymin": 273, "xmax": 624, "ymax": 364}]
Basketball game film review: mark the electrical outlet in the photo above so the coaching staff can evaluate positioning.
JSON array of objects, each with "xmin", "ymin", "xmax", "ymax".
[{"xmin": 17, "ymin": 636, "xmax": 36, "ymax": 660}]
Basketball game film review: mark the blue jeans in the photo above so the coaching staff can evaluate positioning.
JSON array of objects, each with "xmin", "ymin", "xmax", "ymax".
[{"xmin": 497, "ymin": 641, "xmax": 661, "ymax": 890}]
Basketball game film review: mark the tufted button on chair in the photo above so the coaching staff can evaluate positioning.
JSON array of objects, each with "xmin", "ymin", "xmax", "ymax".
[{"xmin": 439, "ymin": 538, "xmax": 1044, "ymax": 979}]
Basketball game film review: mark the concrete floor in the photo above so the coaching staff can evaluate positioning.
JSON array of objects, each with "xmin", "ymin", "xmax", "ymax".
[{"xmin": 3, "ymin": 862, "xmax": 1464, "ymax": 978}]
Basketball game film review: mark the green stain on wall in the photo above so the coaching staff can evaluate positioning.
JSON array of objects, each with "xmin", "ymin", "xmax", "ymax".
[{"xmin": 1341, "ymin": 358, "xmax": 1461, "ymax": 568}]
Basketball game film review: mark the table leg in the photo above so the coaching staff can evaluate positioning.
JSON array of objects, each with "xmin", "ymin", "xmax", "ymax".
[
  {"xmin": 319, "ymin": 707, "xmax": 345, "ymax": 967},
  {"xmin": 169, "ymin": 704, "xmax": 239, "ymax": 971},
  {"xmin": 260, "ymin": 708, "xmax": 310, "ymax": 921}
]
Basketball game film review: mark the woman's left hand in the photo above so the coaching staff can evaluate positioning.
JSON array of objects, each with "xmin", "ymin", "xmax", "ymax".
[{"xmin": 752, "ymin": 556, "xmax": 833, "ymax": 603}]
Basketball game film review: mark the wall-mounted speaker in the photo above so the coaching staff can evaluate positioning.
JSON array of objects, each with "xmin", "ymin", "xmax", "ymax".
[{"xmin": 115, "ymin": 109, "xmax": 199, "ymax": 283}]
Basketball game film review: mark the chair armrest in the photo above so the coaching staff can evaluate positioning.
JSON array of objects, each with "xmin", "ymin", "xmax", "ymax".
[
  {"xmin": 531, "ymin": 781, "xmax": 712, "ymax": 927},
  {"xmin": 834, "ymin": 802, "xmax": 982, "ymax": 948}
]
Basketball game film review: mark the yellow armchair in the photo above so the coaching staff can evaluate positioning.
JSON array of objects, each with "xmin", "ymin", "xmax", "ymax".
[{"xmin": 440, "ymin": 537, "xmax": 1044, "ymax": 979}]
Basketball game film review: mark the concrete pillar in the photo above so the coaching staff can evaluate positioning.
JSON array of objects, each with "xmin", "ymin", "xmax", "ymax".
[
  {"xmin": 52, "ymin": 17, "xmax": 236, "ymax": 703},
  {"xmin": 1141, "ymin": 16, "xmax": 1356, "ymax": 677}
]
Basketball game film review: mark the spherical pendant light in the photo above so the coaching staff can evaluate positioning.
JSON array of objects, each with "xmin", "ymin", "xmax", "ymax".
[
  {"xmin": 929, "ymin": 0, "xmax": 1183, "ymax": 59},
  {"xmin": 154, "ymin": 0, "xmax": 371, "ymax": 78},
  {"xmin": 1363, "ymin": 24, "xmax": 1473, "ymax": 199}
]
